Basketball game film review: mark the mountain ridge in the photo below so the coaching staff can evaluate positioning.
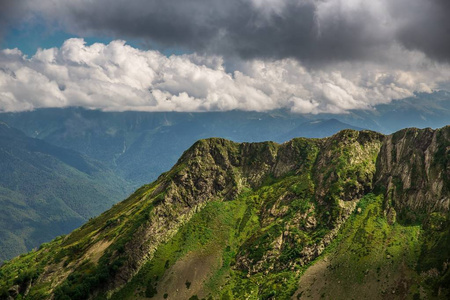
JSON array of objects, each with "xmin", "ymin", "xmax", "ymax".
[{"xmin": 0, "ymin": 126, "xmax": 449, "ymax": 299}]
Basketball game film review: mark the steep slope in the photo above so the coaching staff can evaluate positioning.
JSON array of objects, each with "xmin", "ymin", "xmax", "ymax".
[
  {"xmin": 294, "ymin": 126, "xmax": 450, "ymax": 299},
  {"xmin": 0, "ymin": 123, "xmax": 131, "ymax": 261},
  {"xmin": 0, "ymin": 126, "xmax": 449, "ymax": 300},
  {"xmin": 293, "ymin": 194, "xmax": 424, "ymax": 299},
  {"xmin": 375, "ymin": 127, "xmax": 449, "ymax": 220}
]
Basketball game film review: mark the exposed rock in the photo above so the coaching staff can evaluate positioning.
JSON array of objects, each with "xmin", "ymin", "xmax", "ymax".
[
  {"xmin": 305, "ymin": 216, "xmax": 317, "ymax": 230},
  {"xmin": 375, "ymin": 126, "xmax": 450, "ymax": 222},
  {"xmin": 1, "ymin": 126, "xmax": 449, "ymax": 299},
  {"xmin": 8, "ymin": 285, "xmax": 19, "ymax": 298}
]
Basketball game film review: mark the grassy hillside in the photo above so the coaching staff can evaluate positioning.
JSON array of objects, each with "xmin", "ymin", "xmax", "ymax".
[
  {"xmin": 0, "ymin": 123, "xmax": 131, "ymax": 261},
  {"xmin": 294, "ymin": 194, "xmax": 425, "ymax": 299}
]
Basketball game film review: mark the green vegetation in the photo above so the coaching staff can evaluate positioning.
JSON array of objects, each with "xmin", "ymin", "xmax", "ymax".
[
  {"xmin": 0, "ymin": 183, "xmax": 157, "ymax": 300},
  {"xmin": 294, "ymin": 193, "xmax": 450, "ymax": 299},
  {"xmin": 0, "ymin": 123, "xmax": 132, "ymax": 261},
  {"xmin": 294, "ymin": 194, "xmax": 423, "ymax": 299},
  {"xmin": 104, "ymin": 131, "xmax": 387, "ymax": 299},
  {"xmin": 417, "ymin": 211, "xmax": 450, "ymax": 296},
  {"xmin": 0, "ymin": 236, "xmax": 65, "ymax": 299},
  {"xmin": 0, "ymin": 107, "xmax": 365, "ymax": 187},
  {"xmin": 0, "ymin": 127, "xmax": 449, "ymax": 300},
  {"xmin": 109, "ymin": 173, "xmax": 315, "ymax": 300}
]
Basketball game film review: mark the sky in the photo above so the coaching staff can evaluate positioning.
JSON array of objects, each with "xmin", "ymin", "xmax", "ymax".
[{"xmin": 0, "ymin": 0, "xmax": 449, "ymax": 113}]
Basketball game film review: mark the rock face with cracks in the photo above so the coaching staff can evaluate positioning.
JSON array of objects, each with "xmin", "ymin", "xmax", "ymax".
[{"xmin": 375, "ymin": 127, "xmax": 450, "ymax": 221}]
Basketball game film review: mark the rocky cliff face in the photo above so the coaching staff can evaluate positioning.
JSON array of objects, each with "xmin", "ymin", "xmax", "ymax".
[
  {"xmin": 375, "ymin": 127, "xmax": 450, "ymax": 222},
  {"xmin": 0, "ymin": 127, "xmax": 448, "ymax": 300}
]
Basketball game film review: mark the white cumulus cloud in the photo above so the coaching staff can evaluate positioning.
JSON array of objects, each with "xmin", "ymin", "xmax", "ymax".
[{"xmin": 0, "ymin": 38, "xmax": 449, "ymax": 113}]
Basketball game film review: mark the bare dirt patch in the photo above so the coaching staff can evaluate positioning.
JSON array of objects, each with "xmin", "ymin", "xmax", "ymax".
[
  {"xmin": 292, "ymin": 256, "xmax": 419, "ymax": 300},
  {"xmin": 152, "ymin": 250, "xmax": 221, "ymax": 300},
  {"xmin": 292, "ymin": 258, "xmax": 330, "ymax": 300},
  {"xmin": 85, "ymin": 239, "xmax": 113, "ymax": 264}
]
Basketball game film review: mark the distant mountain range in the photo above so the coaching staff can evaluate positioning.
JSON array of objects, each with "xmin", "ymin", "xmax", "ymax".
[
  {"xmin": 0, "ymin": 123, "xmax": 130, "ymax": 260},
  {"xmin": 1, "ymin": 91, "xmax": 448, "ymax": 185},
  {"xmin": 0, "ymin": 109, "xmax": 362, "ymax": 187},
  {"xmin": 337, "ymin": 90, "xmax": 450, "ymax": 133}
]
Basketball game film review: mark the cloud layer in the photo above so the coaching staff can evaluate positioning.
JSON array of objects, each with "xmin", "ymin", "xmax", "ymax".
[
  {"xmin": 1, "ymin": 39, "xmax": 449, "ymax": 113},
  {"xmin": 1, "ymin": 1, "xmax": 449, "ymax": 113},
  {"xmin": 17, "ymin": 0, "xmax": 450, "ymax": 63}
]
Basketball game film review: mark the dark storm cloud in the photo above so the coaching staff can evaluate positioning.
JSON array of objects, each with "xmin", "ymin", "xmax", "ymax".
[
  {"xmin": 0, "ymin": 0, "xmax": 26, "ymax": 40},
  {"xmin": 56, "ymin": 0, "xmax": 321, "ymax": 60},
  {"xmin": 389, "ymin": 0, "xmax": 450, "ymax": 62},
  {"xmin": 27, "ymin": 0, "xmax": 449, "ymax": 63}
]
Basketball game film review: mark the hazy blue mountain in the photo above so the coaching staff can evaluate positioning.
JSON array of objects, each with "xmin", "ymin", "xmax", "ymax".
[
  {"xmin": 0, "ymin": 123, "xmax": 131, "ymax": 261},
  {"xmin": 339, "ymin": 90, "xmax": 450, "ymax": 133},
  {"xmin": 0, "ymin": 91, "xmax": 447, "ymax": 187},
  {"xmin": 364, "ymin": 91, "xmax": 450, "ymax": 132},
  {"xmin": 0, "ymin": 109, "xmax": 360, "ymax": 186},
  {"xmin": 279, "ymin": 118, "xmax": 363, "ymax": 140}
]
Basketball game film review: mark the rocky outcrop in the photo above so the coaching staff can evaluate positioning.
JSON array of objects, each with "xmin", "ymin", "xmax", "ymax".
[
  {"xmin": 234, "ymin": 130, "xmax": 384, "ymax": 275},
  {"xmin": 105, "ymin": 137, "xmax": 325, "ymax": 292},
  {"xmin": 375, "ymin": 126, "xmax": 450, "ymax": 221},
  {"xmin": 313, "ymin": 130, "xmax": 383, "ymax": 203}
]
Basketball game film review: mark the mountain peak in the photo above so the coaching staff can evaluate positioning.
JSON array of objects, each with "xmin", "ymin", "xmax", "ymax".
[{"xmin": 0, "ymin": 126, "xmax": 449, "ymax": 299}]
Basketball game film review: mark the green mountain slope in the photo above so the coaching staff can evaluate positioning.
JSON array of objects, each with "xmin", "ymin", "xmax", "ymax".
[
  {"xmin": 0, "ymin": 126, "xmax": 448, "ymax": 300},
  {"xmin": 0, "ymin": 123, "xmax": 131, "ymax": 261}
]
